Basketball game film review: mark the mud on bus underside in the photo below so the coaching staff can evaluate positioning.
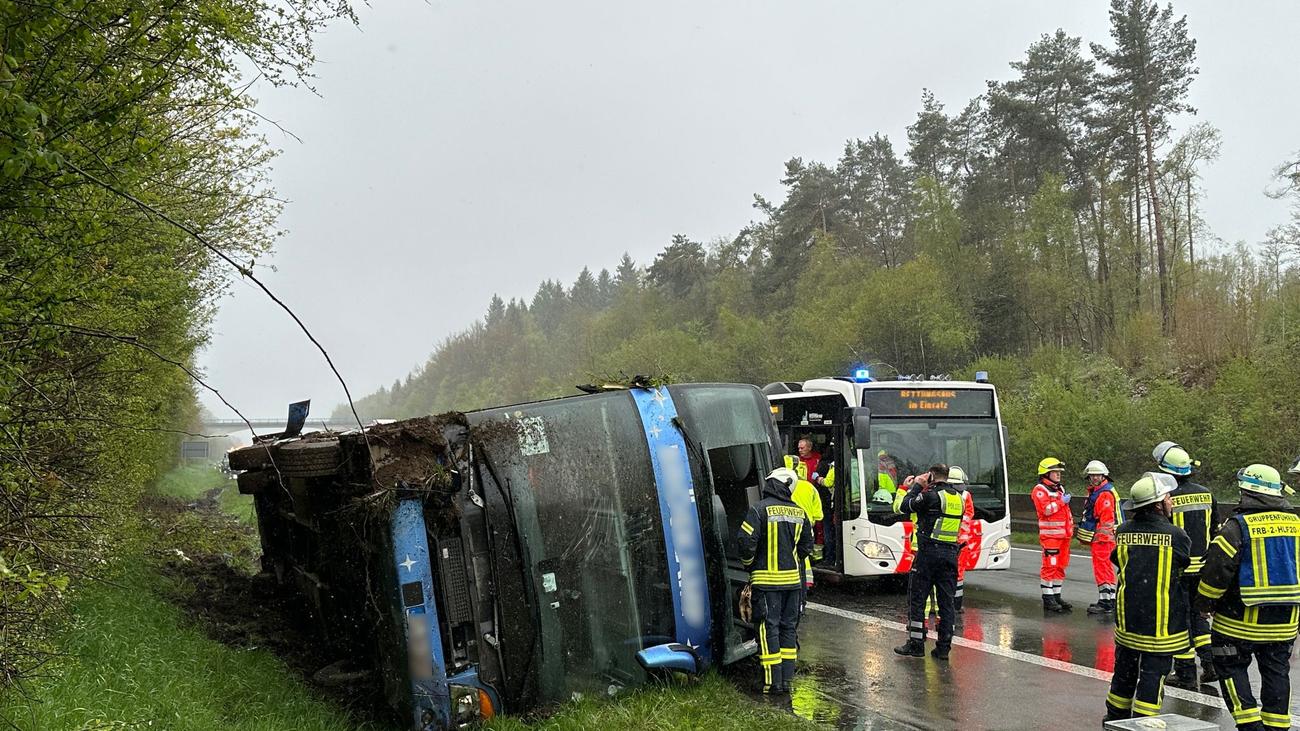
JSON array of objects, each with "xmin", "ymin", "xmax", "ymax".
[{"xmin": 227, "ymin": 413, "xmax": 492, "ymax": 728}]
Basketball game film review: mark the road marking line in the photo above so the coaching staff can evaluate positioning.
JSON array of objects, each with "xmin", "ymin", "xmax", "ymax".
[{"xmin": 805, "ymin": 601, "xmax": 1300, "ymax": 724}]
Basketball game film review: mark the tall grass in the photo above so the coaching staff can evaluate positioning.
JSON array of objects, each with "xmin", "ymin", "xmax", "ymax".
[
  {"xmin": 0, "ymin": 568, "xmax": 369, "ymax": 731},
  {"xmin": 485, "ymin": 674, "xmax": 814, "ymax": 731}
]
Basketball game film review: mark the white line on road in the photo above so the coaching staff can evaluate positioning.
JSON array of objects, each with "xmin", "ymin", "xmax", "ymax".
[{"xmin": 805, "ymin": 601, "xmax": 1300, "ymax": 724}]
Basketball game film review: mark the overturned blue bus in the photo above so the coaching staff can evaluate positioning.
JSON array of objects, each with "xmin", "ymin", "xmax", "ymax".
[{"xmin": 227, "ymin": 383, "xmax": 781, "ymax": 729}]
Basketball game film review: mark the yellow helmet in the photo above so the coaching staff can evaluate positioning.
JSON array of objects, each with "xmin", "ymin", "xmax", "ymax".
[
  {"xmin": 1236, "ymin": 464, "xmax": 1283, "ymax": 496},
  {"xmin": 1153, "ymin": 441, "xmax": 1197, "ymax": 476},
  {"xmin": 1037, "ymin": 457, "xmax": 1065, "ymax": 476},
  {"xmin": 1126, "ymin": 472, "xmax": 1178, "ymax": 510}
]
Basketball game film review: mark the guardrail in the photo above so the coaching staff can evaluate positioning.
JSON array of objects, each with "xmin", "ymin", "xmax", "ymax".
[{"xmin": 1007, "ymin": 492, "xmax": 1296, "ymax": 536}]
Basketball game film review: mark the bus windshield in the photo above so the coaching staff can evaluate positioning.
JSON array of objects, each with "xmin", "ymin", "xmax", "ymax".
[{"xmin": 868, "ymin": 418, "xmax": 1007, "ymax": 519}]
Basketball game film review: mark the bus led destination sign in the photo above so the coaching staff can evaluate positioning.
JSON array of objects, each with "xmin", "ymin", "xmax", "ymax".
[{"xmin": 863, "ymin": 389, "xmax": 994, "ymax": 418}]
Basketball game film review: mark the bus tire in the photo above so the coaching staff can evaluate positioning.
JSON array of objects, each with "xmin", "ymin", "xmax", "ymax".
[
  {"xmin": 276, "ymin": 440, "xmax": 341, "ymax": 478},
  {"xmin": 228, "ymin": 444, "xmax": 276, "ymax": 471}
]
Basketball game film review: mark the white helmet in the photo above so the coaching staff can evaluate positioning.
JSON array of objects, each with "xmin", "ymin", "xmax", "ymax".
[
  {"xmin": 1084, "ymin": 460, "xmax": 1109, "ymax": 476},
  {"xmin": 766, "ymin": 467, "xmax": 798, "ymax": 489},
  {"xmin": 947, "ymin": 466, "xmax": 968, "ymax": 485}
]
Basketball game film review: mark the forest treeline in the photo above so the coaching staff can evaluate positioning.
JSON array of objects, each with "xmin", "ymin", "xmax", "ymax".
[
  {"xmin": 344, "ymin": 0, "xmax": 1300, "ymax": 489},
  {"xmin": 0, "ymin": 1, "xmax": 351, "ymax": 687}
]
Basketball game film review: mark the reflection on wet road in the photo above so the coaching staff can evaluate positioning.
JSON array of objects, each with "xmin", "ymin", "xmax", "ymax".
[{"xmin": 787, "ymin": 549, "xmax": 1300, "ymax": 729}]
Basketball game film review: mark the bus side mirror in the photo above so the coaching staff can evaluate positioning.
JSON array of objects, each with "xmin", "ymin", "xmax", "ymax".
[
  {"xmin": 844, "ymin": 407, "xmax": 871, "ymax": 450},
  {"xmin": 636, "ymin": 643, "xmax": 701, "ymax": 675}
]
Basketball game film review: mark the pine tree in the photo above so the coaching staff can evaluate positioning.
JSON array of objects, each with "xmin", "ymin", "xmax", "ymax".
[
  {"xmin": 615, "ymin": 252, "xmax": 642, "ymax": 290},
  {"xmin": 1094, "ymin": 0, "xmax": 1198, "ymax": 334}
]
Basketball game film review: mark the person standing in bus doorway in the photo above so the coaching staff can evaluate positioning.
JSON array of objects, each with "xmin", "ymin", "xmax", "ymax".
[
  {"xmin": 737, "ymin": 467, "xmax": 814, "ymax": 696},
  {"xmin": 1076, "ymin": 460, "xmax": 1122, "ymax": 616},
  {"xmin": 1032, "ymin": 458, "xmax": 1074, "ymax": 613},
  {"xmin": 786, "ymin": 438, "xmax": 824, "ymax": 561},
  {"xmin": 1195, "ymin": 463, "xmax": 1298, "ymax": 731},
  {"xmin": 1104, "ymin": 472, "xmax": 1190, "ymax": 722},
  {"xmin": 811, "ymin": 452, "xmax": 837, "ymax": 565},
  {"xmin": 1152, "ymin": 441, "xmax": 1219, "ymax": 685},
  {"xmin": 893, "ymin": 464, "xmax": 963, "ymax": 660}
]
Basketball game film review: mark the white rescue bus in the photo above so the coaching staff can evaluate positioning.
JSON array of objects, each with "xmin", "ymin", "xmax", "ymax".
[{"xmin": 763, "ymin": 370, "xmax": 1012, "ymax": 580}]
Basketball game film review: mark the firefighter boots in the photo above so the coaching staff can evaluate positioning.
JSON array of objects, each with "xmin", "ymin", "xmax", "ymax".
[
  {"xmin": 893, "ymin": 639, "xmax": 925, "ymax": 657},
  {"xmin": 930, "ymin": 646, "xmax": 950, "ymax": 660}
]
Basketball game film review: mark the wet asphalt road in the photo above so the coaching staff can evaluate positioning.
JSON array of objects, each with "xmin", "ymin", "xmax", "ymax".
[{"xmin": 777, "ymin": 546, "xmax": 1300, "ymax": 730}]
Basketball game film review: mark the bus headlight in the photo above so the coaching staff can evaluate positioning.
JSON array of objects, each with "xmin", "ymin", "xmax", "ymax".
[
  {"xmin": 450, "ymin": 685, "xmax": 495, "ymax": 727},
  {"xmin": 990, "ymin": 537, "xmax": 1010, "ymax": 555},
  {"xmin": 855, "ymin": 540, "xmax": 894, "ymax": 560}
]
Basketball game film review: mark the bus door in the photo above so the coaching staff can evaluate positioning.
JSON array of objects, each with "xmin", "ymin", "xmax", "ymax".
[{"xmin": 769, "ymin": 394, "xmax": 848, "ymax": 574}]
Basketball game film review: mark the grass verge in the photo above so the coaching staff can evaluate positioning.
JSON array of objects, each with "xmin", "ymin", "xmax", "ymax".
[
  {"xmin": 0, "ymin": 565, "xmax": 366, "ymax": 731},
  {"xmin": 485, "ymin": 673, "xmax": 814, "ymax": 731}
]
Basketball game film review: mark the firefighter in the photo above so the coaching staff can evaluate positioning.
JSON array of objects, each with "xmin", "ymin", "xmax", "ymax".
[
  {"xmin": 1194, "ymin": 464, "xmax": 1299, "ymax": 731},
  {"xmin": 1076, "ymin": 460, "xmax": 1122, "ymax": 615},
  {"xmin": 737, "ymin": 467, "xmax": 814, "ymax": 696},
  {"xmin": 893, "ymin": 464, "xmax": 963, "ymax": 660},
  {"xmin": 1104, "ymin": 472, "xmax": 1190, "ymax": 722},
  {"xmin": 1153, "ymin": 441, "xmax": 1219, "ymax": 684},
  {"xmin": 1032, "ymin": 457, "xmax": 1074, "ymax": 612}
]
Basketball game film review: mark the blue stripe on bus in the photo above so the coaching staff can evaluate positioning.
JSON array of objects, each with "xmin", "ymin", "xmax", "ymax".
[
  {"xmin": 631, "ymin": 387, "xmax": 713, "ymax": 666},
  {"xmin": 391, "ymin": 497, "xmax": 450, "ymax": 729}
]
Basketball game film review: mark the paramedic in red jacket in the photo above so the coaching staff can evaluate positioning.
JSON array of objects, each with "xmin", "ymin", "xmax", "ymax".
[{"xmin": 1032, "ymin": 457, "xmax": 1074, "ymax": 613}]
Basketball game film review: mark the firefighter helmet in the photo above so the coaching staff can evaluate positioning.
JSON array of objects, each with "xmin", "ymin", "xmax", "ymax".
[
  {"xmin": 1153, "ymin": 441, "xmax": 1197, "ymax": 476},
  {"xmin": 948, "ymin": 466, "xmax": 968, "ymax": 485},
  {"xmin": 1236, "ymin": 464, "xmax": 1284, "ymax": 496},
  {"xmin": 1038, "ymin": 457, "xmax": 1065, "ymax": 476},
  {"xmin": 766, "ymin": 467, "xmax": 798, "ymax": 488},
  {"xmin": 1084, "ymin": 460, "xmax": 1109, "ymax": 476},
  {"xmin": 1126, "ymin": 472, "xmax": 1178, "ymax": 510}
]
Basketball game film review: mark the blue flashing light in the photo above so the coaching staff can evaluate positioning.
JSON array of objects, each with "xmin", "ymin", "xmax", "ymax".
[
  {"xmin": 975, "ymin": 370, "xmax": 989, "ymax": 384},
  {"xmin": 852, "ymin": 368, "xmax": 873, "ymax": 383}
]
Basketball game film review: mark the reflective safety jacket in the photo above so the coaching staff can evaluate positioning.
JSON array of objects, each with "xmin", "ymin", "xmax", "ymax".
[
  {"xmin": 957, "ymin": 489, "xmax": 976, "ymax": 547},
  {"xmin": 1112, "ymin": 510, "xmax": 1192, "ymax": 654},
  {"xmin": 1032, "ymin": 480, "xmax": 1074, "ymax": 546},
  {"xmin": 1169, "ymin": 477, "xmax": 1217, "ymax": 575},
  {"xmin": 790, "ymin": 478, "xmax": 823, "ymax": 583},
  {"xmin": 738, "ymin": 478, "xmax": 814, "ymax": 589},
  {"xmin": 898, "ymin": 481, "xmax": 964, "ymax": 552},
  {"xmin": 784, "ymin": 453, "xmax": 821, "ymax": 483},
  {"xmin": 790, "ymin": 479, "xmax": 823, "ymax": 525},
  {"xmin": 1195, "ymin": 493, "xmax": 1300, "ymax": 643},
  {"xmin": 1077, "ymin": 480, "xmax": 1122, "ymax": 545}
]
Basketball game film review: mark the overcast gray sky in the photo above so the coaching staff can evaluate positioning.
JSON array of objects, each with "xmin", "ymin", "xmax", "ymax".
[{"xmin": 197, "ymin": 1, "xmax": 1300, "ymax": 421}]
